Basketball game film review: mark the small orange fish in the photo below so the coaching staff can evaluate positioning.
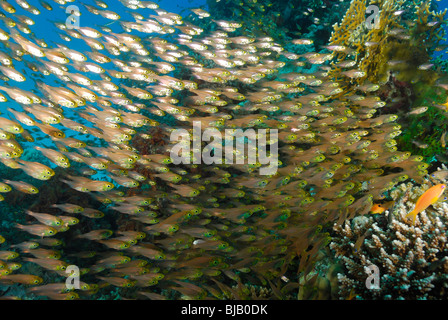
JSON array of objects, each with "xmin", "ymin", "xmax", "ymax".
[
  {"xmin": 26, "ymin": 210, "xmax": 63, "ymax": 227},
  {"xmin": 77, "ymin": 229, "xmax": 113, "ymax": 241},
  {"xmin": 1, "ymin": 274, "xmax": 43, "ymax": 285},
  {"xmin": 97, "ymin": 276, "xmax": 135, "ymax": 288},
  {"xmin": 15, "ymin": 223, "xmax": 57, "ymax": 237},
  {"xmin": 23, "ymin": 258, "xmax": 68, "ymax": 271},
  {"xmin": 51, "ymin": 203, "xmax": 84, "ymax": 213},
  {"xmin": 22, "ymin": 248, "xmax": 60, "ymax": 260},
  {"xmin": 370, "ymin": 201, "xmax": 394, "ymax": 214},
  {"xmin": 406, "ymin": 184, "xmax": 446, "ymax": 225}
]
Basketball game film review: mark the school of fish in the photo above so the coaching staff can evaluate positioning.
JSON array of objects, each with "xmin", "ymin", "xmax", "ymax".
[{"xmin": 0, "ymin": 0, "xmax": 442, "ymax": 299}]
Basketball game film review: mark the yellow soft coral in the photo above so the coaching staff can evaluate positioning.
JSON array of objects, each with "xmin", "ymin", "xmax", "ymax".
[{"xmin": 329, "ymin": 0, "xmax": 446, "ymax": 86}]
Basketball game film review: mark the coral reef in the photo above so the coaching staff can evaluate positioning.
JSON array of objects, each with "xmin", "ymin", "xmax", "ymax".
[
  {"xmin": 331, "ymin": 175, "xmax": 448, "ymax": 299},
  {"xmin": 0, "ymin": 0, "xmax": 445, "ymax": 301},
  {"xmin": 329, "ymin": 0, "xmax": 448, "ymax": 168}
]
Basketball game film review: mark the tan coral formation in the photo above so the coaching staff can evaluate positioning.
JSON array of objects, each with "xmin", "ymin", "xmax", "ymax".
[{"xmin": 331, "ymin": 174, "xmax": 448, "ymax": 299}]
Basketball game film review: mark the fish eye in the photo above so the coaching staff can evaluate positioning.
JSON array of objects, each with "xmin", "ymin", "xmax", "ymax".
[
  {"xmin": 219, "ymin": 243, "xmax": 228, "ymax": 249},
  {"xmin": 211, "ymin": 259, "xmax": 219, "ymax": 266},
  {"xmin": 258, "ymin": 180, "xmax": 268, "ymax": 187}
]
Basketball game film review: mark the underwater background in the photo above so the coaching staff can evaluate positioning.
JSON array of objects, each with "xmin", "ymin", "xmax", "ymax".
[{"xmin": 0, "ymin": 0, "xmax": 448, "ymax": 300}]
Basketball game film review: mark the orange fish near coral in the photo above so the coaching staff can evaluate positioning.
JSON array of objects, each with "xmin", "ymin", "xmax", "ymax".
[
  {"xmin": 405, "ymin": 184, "xmax": 446, "ymax": 225},
  {"xmin": 370, "ymin": 204, "xmax": 386, "ymax": 214},
  {"xmin": 370, "ymin": 201, "xmax": 394, "ymax": 214}
]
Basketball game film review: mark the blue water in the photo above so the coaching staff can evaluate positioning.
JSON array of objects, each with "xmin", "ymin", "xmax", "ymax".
[
  {"xmin": 5, "ymin": 0, "xmax": 208, "ymax": 160},
  {"xmin": 434, "ymin": 0, "xmax": 448, "ymax": 60}
]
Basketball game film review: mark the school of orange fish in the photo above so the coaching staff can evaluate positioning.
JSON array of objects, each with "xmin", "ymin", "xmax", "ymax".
[{"xmin": 0, "ymin": 0, "xmax": 441, "ymax": 299}]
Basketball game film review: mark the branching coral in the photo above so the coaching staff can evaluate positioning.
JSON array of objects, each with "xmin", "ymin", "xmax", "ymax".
[{"xmin": 331, "ymin": 176, "xmax": 448, "ymax": 299}]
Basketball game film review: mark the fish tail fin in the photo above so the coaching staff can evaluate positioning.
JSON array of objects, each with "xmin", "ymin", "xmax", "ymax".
[
  {"xmin": 60, "ymin": 179, "xmax": 71, "ymax": 186},
  {"xmin": 25, "ymin": 210, "xmax": 35, "ymax": 217},
  {"xmin": 405, "ymin": 209, "xmax": 417, "ymax": 225}
]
